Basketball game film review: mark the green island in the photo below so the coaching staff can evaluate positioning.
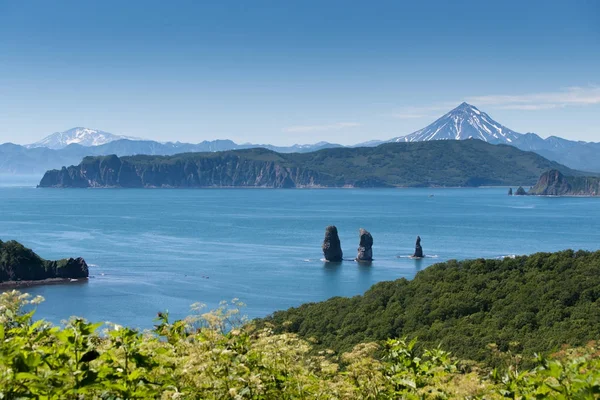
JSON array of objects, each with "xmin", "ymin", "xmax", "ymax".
[
  {"xmin": 1, "ymin": 249, "xmax": 599, "ymax": 398},
  {"xmin": 38, "ymin": 140, "xmax": 581, "ymax": 188},
  {"xmin": 0, "ymin": 240, "xmax": 88, "ymax": 285}
]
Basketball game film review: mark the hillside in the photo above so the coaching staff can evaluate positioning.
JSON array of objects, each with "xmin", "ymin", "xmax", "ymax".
[
  {"xmin": 260, "ymin": 249, "xmax": 600, "ymax": 362},
  {"xmin": 528, "ymin": 169, "xmax": 600, "ymax": 196},
  {"xmin": 38, "ymin": 140, "xmax": 581, "ymax": 188},
  {"xmin": 0, "ymin": 240, "xmax": 88, "ymax": 284}
]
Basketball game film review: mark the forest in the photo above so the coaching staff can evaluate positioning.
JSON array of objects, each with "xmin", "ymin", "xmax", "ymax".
[{"xmin": 262, "ymin": 250, "xmax": 600, "ymax": 363}]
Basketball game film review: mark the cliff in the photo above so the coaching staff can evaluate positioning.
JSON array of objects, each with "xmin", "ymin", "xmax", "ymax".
[
  {"xmin": 39, "ymin": 141, "xmax": 582, "ymax": 188},
  {"xmin": 528, "ymin": 170, "xmax": 600, "ymax": 196},
  {"xmin": 0, "ymin": 240, "xmax": 88, "ymax": 284}
]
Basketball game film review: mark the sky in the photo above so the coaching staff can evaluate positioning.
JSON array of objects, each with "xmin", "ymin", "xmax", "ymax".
[{"xmin": 0, "ymin": 0, "xmax": 599, "ymax": 146}]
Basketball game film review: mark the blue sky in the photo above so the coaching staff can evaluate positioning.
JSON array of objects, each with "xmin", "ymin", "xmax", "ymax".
[{"xmin": 0, "ymin": 0, "xmax": 599, "ymax": 145}]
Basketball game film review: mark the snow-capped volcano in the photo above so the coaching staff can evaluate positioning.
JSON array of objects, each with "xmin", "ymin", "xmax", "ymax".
[
  {"xmin": 394, "ymin": 102, "xmax": 521, "ymax": 144},
  {"xmin": 27, "ymin": 127, "xmax": 137, "ymax": 149}
]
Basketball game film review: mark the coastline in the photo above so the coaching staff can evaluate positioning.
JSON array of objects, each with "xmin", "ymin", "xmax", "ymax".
[
  {"xmin": 36, "ymin": 184, "xmax": 533, "ymax": 190},
  {"xmin": 0, "ymin": 277, "xmax": 88, "ymax": 289}
]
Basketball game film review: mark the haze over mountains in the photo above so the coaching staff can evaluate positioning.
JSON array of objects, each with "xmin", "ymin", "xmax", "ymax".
[{"xmin": 2, "ymin": 103, "xmax": 599, "ymax": 175}]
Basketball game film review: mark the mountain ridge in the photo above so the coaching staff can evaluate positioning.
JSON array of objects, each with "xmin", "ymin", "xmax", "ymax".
[
  {"xmin": 38, "ymin": 140, "xmax": 583, "ymax": 189},
  {"xmin": 4, "ymin": 103, "xmax": 600, "ymax": 175}
]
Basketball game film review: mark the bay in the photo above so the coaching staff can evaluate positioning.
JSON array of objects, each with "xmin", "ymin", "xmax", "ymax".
[{"xmin": 1, "ymin": 184, "xmax": 599, "ymax": 328}]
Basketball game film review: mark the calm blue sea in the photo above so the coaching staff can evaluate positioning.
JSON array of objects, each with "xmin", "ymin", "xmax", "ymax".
[{"xmin": 1, "ymin": 182, "xmax": 599, "ymax": 328}]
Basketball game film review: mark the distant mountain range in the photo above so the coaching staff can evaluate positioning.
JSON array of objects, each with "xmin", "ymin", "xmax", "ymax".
[
  {"xmin": 2, "ymin": 103, "xmax": 599, "ymax": 175},
  {"xmin": 1, "ymin": 138, "xmax": 342, "ymax": 175}
]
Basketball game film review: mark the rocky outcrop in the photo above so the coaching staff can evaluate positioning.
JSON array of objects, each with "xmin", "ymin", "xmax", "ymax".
[
  {"xmin": 515, "ymin": 186, "xmax": 527, "ymax": 196},
  {"xmin": 0, "ymin": 240, "xmax": 88, "ymax": 283},
  {"xmin": 528, "ymin": 170, "xmax": 600, "ymax": 196},
  {"xmin": 322, "ymin": 226, "xmax": 343, "ymax": 262},
  {"xmin": 413, "ymin": 236, "xmax": 424, "ymax": 258},
  {"xmin": 356, "ymin": 229, "xmax": 373, "ymax": 262}
]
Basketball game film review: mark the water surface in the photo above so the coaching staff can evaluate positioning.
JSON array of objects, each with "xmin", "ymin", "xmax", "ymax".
[{"xmin": 1, "ymin": 185, "xmax": 599, "ymax": 328}]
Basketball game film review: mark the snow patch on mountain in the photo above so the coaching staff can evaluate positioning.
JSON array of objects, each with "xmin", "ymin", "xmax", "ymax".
[
  {"xmin": 393, "ymin": 102, "xmax": 522, "ymax": 144},
  {"xmin": 28, "ymin": 127, "xmax": 138, "ymax": 149}
]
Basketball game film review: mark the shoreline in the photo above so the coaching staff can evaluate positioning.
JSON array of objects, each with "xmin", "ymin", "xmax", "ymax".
[
  {"xmin": 36, "ymin": 184, "xmax": 530, "ymax": 190},
  {"xmin": 0, "ymin": 277, "xmax": 88, "ymax": 289}
]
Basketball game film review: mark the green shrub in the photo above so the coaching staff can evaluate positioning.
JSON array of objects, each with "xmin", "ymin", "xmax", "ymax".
[{"xmin": 1, "ymin": 290, "xmax": 598, "ymax": 399}]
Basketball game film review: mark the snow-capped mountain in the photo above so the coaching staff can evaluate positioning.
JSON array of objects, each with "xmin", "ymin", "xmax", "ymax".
[
  {"xmin": 27, "ymin": 127, "xmax": 137, "ymax": 149},
  {"xmin": 352, "ymin": 102, "xmax": 600, "ymax": 172},
  {"xmin": 394, "ymin": 102, "xmax": 521, "ymax": 144}
]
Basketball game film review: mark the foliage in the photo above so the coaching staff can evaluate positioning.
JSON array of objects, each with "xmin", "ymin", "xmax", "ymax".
[
  {"xmin": 1, "ymin": 290, "xmax": 598, "ymax": 399},
  {"xmin": 40, "ymin": 140, "xmax": 582, "ymax": 188},
  {"xmin": 262, "ymin": 249, "xmax": 600, "ymax": 364}
]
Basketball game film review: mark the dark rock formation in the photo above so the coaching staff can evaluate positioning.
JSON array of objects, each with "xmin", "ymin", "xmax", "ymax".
[
  {"xmin": 528, "ymin": 169, "xmax": 600, "ymax": 196},
  {"xmin": 0, "ymin": 240, "xmax": 88, "ymax": 283},
  {"xmin": 322, "ymin": 226, "xmax": 343, "ymax": 262},
  {"xmin": 508, "ymin": 188, "xmax": 513, "ymax": 196},
  {"xmin": 356, "ymin": 228, "xmax": 373, "ymax": 262},
  {"xmin": 413, "ymin": 236, "xmax": 424, "ymax": 258},
  {"xmin": 515, "ymin": 186, "xmax": 527, "ymax": 196}
]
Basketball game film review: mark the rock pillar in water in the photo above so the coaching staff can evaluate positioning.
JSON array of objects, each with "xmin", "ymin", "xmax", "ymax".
[
  {"xmin": 515, "ymin": 186, "xmax": 527, "ymax": 196},
  {"xmin": 322, "ymin": 226, "xmax": 343, "ymax": 262},
  {"xmin": 356, "ymin": 228, "xmax": 373, "ymax": 262},
  {"xmin": 413, "ymin": 236, "xmax": 424, "ymax": 258}
]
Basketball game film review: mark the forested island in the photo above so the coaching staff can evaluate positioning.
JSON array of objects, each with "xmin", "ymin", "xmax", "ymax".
[
  {"xmin": 0, "ymin": 240, "xmax": 88, "ymax": 285},
  {"xmin": 1, "ymin": 249, "xmax": 599, "ymax": 398},
  {"xmin": 38, "ymin": 140, "xmax": 580, "ymax": 188}
]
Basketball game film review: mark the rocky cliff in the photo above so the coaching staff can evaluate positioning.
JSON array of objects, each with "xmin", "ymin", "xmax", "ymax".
[
  {"xmin": 0, "ymin": 240, "xmax": 89, "ymax": 283},
  {"xmin": 39, "ymin": 141, "xmax": 583, "ymax": 188},
  {"xmin": 528, "ymin": 170, "xmax": 600, "ymax": 196},
  {"xmin": 39, "ymin": 152, "xmax": 328, "ymax": 188}
]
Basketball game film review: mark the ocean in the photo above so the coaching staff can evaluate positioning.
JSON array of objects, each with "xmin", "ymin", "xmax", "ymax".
[{"xmin": 1, "ymin": 183, "xmax": 599, "ymax": 328}]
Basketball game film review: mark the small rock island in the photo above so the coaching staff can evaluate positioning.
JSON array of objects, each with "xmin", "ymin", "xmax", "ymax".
[
  {"xmin": 356, "ymin": 228, "xmax": 373, "ymax": 262},
  {"xmin": 0, "ymin": 240, "xmax": 89, "ymax": 286},
  {"xmin": 322, "ymin": 226, "xmax": 343, "ymax": 262},
  {"xmin": 514, "ymin": 186, "xmax": 527, "ymax": 196},
  {"xmin": 413, "ymin": 236, "xmax": 424, "ymax": 258}
]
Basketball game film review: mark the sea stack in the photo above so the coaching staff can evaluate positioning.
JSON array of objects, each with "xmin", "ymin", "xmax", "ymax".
[
  {"xmin": 413, "ymin": 236, "xmax": 424, "ymax": 258},
  {"xmin": 356, "ymin": 228, "xmax": 373, "ymax": 262},
  {"xmin": 515, "ymin": 186, "xmax": 527, "ymax": 196},
  {"xmin": 322, "ymin": 226, "xmax": 343, "ymax": 262}
]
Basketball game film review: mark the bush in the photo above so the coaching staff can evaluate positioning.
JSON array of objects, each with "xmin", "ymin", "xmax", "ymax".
[{"xmin": 1, "ymin": 290, "xmax": 599, "ymax": 398}]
